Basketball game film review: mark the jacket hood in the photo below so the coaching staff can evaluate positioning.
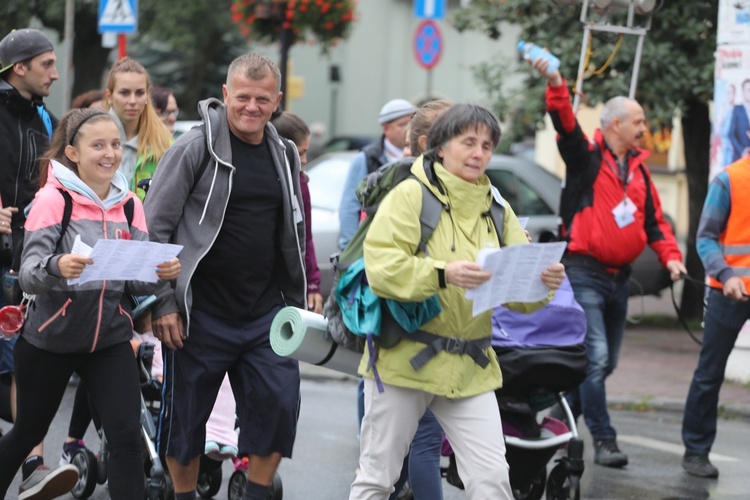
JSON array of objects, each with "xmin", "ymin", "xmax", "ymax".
[
  {"xmin": 410, "ymin": 154, "xmax": 495, "ymax": 220},
  {"xmin": 50, "ymin": 160, "xmax": 129, "ymax": 208}
]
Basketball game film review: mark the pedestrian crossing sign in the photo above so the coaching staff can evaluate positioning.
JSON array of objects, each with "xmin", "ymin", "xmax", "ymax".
[{"xmin": 98, "ymin": 0, "xmax": 138, "ymax": 34}]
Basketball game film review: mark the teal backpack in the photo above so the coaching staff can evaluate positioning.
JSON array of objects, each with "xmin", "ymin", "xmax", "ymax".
[{"xmin": 322, "ymin": 156, "xmax": 507, "ymax": 371}]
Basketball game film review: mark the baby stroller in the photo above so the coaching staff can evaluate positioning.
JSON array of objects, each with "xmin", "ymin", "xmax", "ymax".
[{"xmin": 443, "ymin": 278, "xmax": 588, "ymax": 500}]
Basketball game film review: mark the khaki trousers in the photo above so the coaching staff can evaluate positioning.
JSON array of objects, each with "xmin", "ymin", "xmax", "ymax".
[{"xmin": 350, "ymin": 378, "xmax": 513, "ymax": 500}]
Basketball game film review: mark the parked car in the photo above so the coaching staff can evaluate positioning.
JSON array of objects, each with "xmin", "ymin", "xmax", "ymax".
[
  {"xmin": 173, "ymin": 120, "xmax": 203, "ymax": 138},
  {"xmin": 323, "ymin": 135, "xmax": 376, "ymax": 153},
  {"xmin": 304, "ymin": 151, "xmax": 671, "ymax": 298}
]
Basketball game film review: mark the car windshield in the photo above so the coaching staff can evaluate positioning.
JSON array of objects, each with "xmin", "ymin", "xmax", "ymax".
[{"xmin": 305, "ymin": 156, "xmax": 353, "ymax": 211}]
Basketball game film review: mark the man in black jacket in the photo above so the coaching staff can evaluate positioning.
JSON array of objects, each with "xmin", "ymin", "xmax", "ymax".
[{"xmin": 0, "ymin": 28, "xmax": 78, "ymax": 500}]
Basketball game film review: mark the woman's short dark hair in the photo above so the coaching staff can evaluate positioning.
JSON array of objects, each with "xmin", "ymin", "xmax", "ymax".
[
  {"xmin": 271, "ymin": 112, "xmax": 310, "ymax": 147},
  {"xmin": 71, "ymin": 89, "xmax": 104, "ymax": 109},
  {"xmin": 426, "ymin": 103, "xmax": 501, "ymax": 154},
  {"xmin": 149, "ymin": 86, "xmax": 174, "ymax": 111}
]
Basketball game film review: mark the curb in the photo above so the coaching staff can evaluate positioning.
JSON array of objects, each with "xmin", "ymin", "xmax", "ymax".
[{"xmin": 608, "ymin": 396, "xmax": 750, "ymax": 420}]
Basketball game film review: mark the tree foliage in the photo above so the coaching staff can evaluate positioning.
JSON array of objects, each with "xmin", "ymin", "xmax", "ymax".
[
  {"xmin": 454, "ymin": 0, "xmax": 717, "ymax": 317},
  {"xmin": 1, "ymin": 1, "xmax": 109, "ymax": 99},
  {"xmin": 0, "ymin": 0, "xmax": 248, "ymax": 118}
]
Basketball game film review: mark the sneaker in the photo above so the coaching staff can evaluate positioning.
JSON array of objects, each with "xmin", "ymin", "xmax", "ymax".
[
  {"xmin": 59, "ymin": 439, "xmax": 86, "ymax": 466},
  {"xmin": 204, "ymin": 440, "xmax": 220, "ymax": 456},
  {"xmin": 18, "ymin": 465, "xmax": 79, "ymax": 500},
  {"xmin": 593, "ymin": 440, "xmax": 628, "ymax": 468},
  {"xmin": 206, "ymin": 443, "xmax": 238, "ymax": 461},
  {"xmin": 682, "ymin": 453, "xmax": 719, "ymax": 478}
]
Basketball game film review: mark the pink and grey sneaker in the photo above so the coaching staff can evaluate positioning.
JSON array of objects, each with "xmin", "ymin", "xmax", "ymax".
[
  {"xmin": 59, "ymin": 439, "xmax": 87, "ymax": 466},
  {"xmin": 18, "ymin": 464, "xmax": 78, "ymax": 500}
]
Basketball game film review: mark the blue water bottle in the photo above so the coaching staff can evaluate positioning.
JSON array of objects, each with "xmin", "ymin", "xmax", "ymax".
[{"xmin": 517, "ymin": 40, "xmax": 560, "ymax": 73}]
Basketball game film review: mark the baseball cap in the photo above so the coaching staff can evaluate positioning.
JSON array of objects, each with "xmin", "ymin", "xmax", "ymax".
[
  {"xmin": 378, "ymin": 98, "xmax": 416, "ymax": 125},
  {"xmin": 0, "ymin": 29, "xmax": 54, "ymax": 75}
]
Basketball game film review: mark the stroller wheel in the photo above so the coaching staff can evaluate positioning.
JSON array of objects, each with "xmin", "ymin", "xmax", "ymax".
[
  {"xmin": 269, "ymin": 472, "xmax": 283, "ymax": 500},
  {"xmin": 513, "ymin": 467, "xmax": 546, "ymax": 500},
  {"xmin": 156, "ymin": 471, "xmax": 175, "ymax": 500},
  {"xmin": 546, "ymin": 463, "xmax": 580, "ymax": 500},
  {"xmin": 227, "ymin": 470, "xmax": 282, "ymax": 500},
  {"xmin": 197, "ymin": 460, "xmax": 223, "ymax": 498},
  {"xmin": 70, "ymin": 449, "xmax": 98, "ymax": 498},
  {"xmin": 228, "ymin": 470, "xmax": 247, "ymax": 500}
]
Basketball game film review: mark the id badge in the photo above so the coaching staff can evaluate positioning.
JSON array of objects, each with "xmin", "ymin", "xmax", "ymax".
[
  {"xmin": 613, "ymin": 202, "xmax": 635, "ymax": 228},
  {"xmin": 622, "ymin": 196, "xmax": 637, "ymax": 214},
  {"xmin": 292, "ymin": 196, "xmax": 303, "ymax": 224}
]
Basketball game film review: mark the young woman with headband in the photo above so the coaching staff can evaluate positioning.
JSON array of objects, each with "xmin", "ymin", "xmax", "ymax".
[{"xmin": 0, "ymin": 108, "xmax": 180, "ymax": 499}]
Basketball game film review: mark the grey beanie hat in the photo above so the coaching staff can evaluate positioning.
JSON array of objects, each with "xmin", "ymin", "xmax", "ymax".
[
  {"xmin": 378, "ymin": 98, "xmax": 416, "ymax": 125},
  {"xmin": 0, "ymin": 29, "xmax": 54, "ymax": 75}
]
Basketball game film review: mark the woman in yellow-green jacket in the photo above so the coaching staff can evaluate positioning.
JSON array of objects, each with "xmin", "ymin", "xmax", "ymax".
[
  {"xmin": 104, "ymin": 57, "xmax": 172, "ymax": 201},
  {"xmin": 350, "ymin": 104, "xmax": 566, "ymax": 500}
]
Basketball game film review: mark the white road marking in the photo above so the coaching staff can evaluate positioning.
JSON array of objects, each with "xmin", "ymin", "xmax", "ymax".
[{"xmin": 619, "ymin": 435, "xmax": 739, "ymax": 462}]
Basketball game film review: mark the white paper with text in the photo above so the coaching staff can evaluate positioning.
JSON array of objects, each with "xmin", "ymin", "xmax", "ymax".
[
  {"xmin": 469, "ymin": 241, "xmax": 567, "ymax": 316},
  {"xmin": 68, "ymin": 239, "xmax": 182, "ymax": 285}
]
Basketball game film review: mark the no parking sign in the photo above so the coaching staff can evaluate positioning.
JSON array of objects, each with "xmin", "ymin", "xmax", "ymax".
[{"xmin": 413, "ymin": 20, "xmax": 443, "ymax": 70}]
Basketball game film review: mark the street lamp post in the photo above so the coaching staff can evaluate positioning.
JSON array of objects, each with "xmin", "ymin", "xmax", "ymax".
[{"xmin": 255, "ymin": 0, "xmax": 291, "ymax": 110}]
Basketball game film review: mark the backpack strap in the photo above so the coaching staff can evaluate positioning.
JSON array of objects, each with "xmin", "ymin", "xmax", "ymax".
[
  {"xmin": 123, "ymin": 197, "xmax": 135, "ymax": 227},
  {"xmin": 485, "ymin": 189, "xmax": 506, "ymax": 247},
  {"xmin": 192, "ymin": 125, "xmax": 212, "ymax": 194},
  {"xmin": 57, "ymin": 189, "xmax": 135, "ymax": 235},
  {"xmin": 381, "ymin": 306, "xmax": 491, "ymax": 371},
  {"xmin": 417, "ymin": 184, "xmax": 444, "ymax": 256},
  {"xmin": 57, "ymin": 189, "xmax": 73, "ymax": 236}
]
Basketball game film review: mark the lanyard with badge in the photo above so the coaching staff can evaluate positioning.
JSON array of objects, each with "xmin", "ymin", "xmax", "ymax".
[{"xmin": 604, "ymin": 154, "xmax": 637, "ymax": 229}]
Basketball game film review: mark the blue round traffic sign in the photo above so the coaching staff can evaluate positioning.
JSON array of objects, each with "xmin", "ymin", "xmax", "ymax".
[{"xmin": 413, "ymin": 20, "xmax": 442, "ymax": 70}]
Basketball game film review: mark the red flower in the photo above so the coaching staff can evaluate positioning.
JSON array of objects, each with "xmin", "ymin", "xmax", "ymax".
[{"xmin": 230, "ymin": 0, "xmax": 356, "ymax": 54}]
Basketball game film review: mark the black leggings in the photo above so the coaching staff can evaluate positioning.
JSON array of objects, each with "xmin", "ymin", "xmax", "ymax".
[
  {"xmin": 68, "ymin": 380, "xmax": 95, "ymax": 438},
  {"xmin": 0, "ymin": 337, "xmax": 144, "ymax": 499}
]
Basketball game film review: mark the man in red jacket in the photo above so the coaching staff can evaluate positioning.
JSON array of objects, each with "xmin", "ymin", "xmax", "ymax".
[{"xmin": 529, "ymin": 56, "xmax": 686, "ymax": 468}]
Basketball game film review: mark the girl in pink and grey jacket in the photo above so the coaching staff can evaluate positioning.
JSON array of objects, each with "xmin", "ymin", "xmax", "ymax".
[{"xmin": 0, "ymin": 108, "xmax": 180, "ymax": 499}]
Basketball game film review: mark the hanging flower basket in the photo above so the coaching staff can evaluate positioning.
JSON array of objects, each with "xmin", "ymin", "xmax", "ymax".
[{"xmin": 231, "ymin": 0, "xmax": 357, "ymax": 53}]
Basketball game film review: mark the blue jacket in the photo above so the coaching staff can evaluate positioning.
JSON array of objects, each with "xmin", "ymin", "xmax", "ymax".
[{"xmin": 338, "ymin": 138, "xmax": 388, "ymax": 250}]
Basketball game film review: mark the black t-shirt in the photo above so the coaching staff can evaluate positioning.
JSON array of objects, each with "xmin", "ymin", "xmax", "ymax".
[{"xmin": 191, "ymin": 132, "xmax": 284, "ymax": 320}]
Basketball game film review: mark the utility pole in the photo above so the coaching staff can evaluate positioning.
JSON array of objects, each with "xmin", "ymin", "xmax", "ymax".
[{"xmin": 63, "ymin": 0, "xmax": 75, "ymax": 110}]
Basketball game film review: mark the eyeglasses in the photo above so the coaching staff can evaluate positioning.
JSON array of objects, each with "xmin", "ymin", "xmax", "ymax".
[{"xmin": 161, "ymin": 108, "xmax": 180, "ymax": 118}]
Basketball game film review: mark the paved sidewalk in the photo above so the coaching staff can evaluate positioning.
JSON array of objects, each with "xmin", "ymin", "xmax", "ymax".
[{"xmin": 606, "ymin": 294, "xmax": 750, "ymax": 419}]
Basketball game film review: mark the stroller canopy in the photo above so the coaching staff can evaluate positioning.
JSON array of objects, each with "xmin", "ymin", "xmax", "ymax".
[{"xmin": 491, "ymin": 277, "xmax": 586, "ymax": 349}]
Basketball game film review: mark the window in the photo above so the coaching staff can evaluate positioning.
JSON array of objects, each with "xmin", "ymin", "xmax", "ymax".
[
  {"xmin": 485, "ymin": 169, "xmax": 553, "ymax": 216},
  {"xmin": 305, "ymin": 156, "xmax": 353, "ymax": 211}
]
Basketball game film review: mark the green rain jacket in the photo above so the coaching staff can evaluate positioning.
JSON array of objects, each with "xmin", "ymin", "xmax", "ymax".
[
  {"xmin": 133, "ymin": 154, "xmax": 158, "ymax": 201},
  {"xmin": 361, "ymin": 156, "xmax": 551, "ymax": 398}
]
